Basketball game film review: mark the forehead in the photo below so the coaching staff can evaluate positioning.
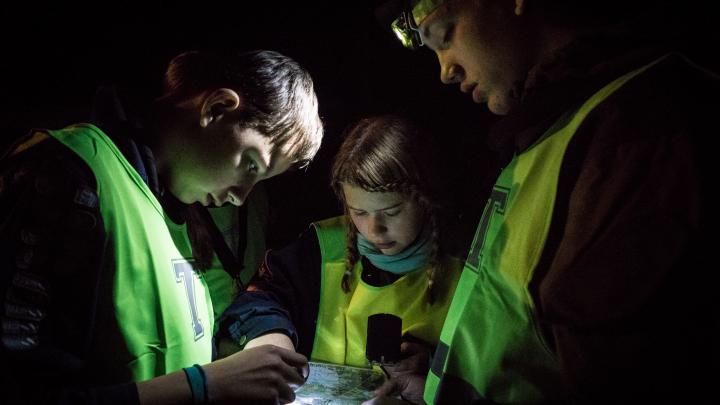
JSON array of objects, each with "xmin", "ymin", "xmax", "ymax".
[
  {"xmin": 342, "ymin": 184, "xmax": 408, "ymax": 210},
  {"xmin": 236, "ymin": 126, "xmax": 284, "ymax": 159},
  {"xmin": 418, "ymin": 1, "xmax": 456, "ymax": 47}
]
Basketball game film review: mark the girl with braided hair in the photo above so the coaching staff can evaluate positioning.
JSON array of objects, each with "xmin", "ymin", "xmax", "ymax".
[
  {"xmin": 218, "ymin": 114, "xmax": 462, "ymax": 398},
  {"xmin": 330, "ymin": 114, "xmax": 450, "ymax": 304}
]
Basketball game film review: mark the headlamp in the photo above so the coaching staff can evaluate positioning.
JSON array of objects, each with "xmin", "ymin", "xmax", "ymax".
[{"xmin": 390, "ymin": 0, "xmax": 445, "ymax": 50}]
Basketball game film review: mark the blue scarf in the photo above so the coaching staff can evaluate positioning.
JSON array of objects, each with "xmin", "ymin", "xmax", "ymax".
[{"xmin": 356, "ymin": 228, "xmax": 431, "ymax": 275}]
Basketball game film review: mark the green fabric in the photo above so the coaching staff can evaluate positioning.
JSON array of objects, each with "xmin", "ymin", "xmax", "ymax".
[
  {"xmin": 203, "ymin": 186, "xmax": 268, "ymax": 333},
  {"xmin": 311, "ymin": 216, "xmax": 462, "ymax": 367},
  {"xmin": 49, "ymin": 124, "xmax": 213, "ymax": 381},
  {"xmin": 166, "ymin": 182, "xmax": 267, "ymax": 337},
  {"xmin": 425, "ymin": 57, "xmax": 666, "ymax": 404}
]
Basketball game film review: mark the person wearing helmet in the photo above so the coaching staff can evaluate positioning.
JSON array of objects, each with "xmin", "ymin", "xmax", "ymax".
[{"xmin": 375, "ymin": 0, "xmax": 718, "ymax": 403}]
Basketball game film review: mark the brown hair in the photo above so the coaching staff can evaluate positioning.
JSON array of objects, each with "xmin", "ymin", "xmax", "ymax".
[
  {"xmin": 331, "ymin": 114, "xmax": 444, "ymax": 303},
  {"xmin": 158, "ymin": 49, "xmax": 323, "ymax": 169}
]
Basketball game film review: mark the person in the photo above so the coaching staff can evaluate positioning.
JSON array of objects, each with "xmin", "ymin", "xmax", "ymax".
[
  {"xmin": 90, "ymin": 81, "xmax": 271, "ymax": 335},
  {"xmin": 0, "ymin": 49, "xmax": 323, "ymax": 404},
  {"xmin": 216, "ymin": 115, "xmax": 463, "ymax": 403},
  {"xmin": 381, "ymin": 0, "xmax": 718, "ymax": 403}
]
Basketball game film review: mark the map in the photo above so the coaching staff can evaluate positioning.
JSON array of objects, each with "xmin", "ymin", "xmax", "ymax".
[{"xmin": 292, "ymin": 361, "xmax": 387, "ymax": 404}]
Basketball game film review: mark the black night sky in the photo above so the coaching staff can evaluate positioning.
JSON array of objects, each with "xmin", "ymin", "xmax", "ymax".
[{"xmin": 1, "ymin": 1, "xmax": 717, "ymax": 246}]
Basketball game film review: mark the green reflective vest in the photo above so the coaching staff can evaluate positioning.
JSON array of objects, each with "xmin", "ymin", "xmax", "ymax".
[
  {"xmin": 168, "ymin": 189, "xmax": 268, "ymax": 335},
  {"xmin": 49, "ymin": 124, "xmax": 213, "ymax": 381},
  {"xmin": 425, "ymin": 58, "xmax": 665, "ymax": 404},
  {"xmin": 311, "ymin": 216, "xmax": 462, "ymax": 367}
]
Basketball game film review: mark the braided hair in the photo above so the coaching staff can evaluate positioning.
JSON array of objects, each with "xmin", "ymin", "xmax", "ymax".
[{"xmin": 330, "ymin": 115, "xmax": 444, "ymax": 303}]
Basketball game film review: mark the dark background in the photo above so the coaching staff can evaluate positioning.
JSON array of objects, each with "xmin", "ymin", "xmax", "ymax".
[{"xmin": 1, "ymin": 1, "xmax": 717, "ymax": 248}]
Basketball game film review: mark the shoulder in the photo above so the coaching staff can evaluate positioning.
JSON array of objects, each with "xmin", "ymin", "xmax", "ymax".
[
  {"xmin": 312, "ymin": 215, "xmax": 347, "ymax": 232},
  {"xmin": 566, "ymin": 53, "xmax": 715, "ymax": 192},
  {"xmin": 1, "ymin": 132, "xmax": 105, "ymax": 356},
  {"xmin": 585, "ymin": 53, "xmax": 718, "ymax": 146},
  {"xmin": 2, "ymin": 131, "xmax": 98, "ymax": 197},
  {"xmin": 311, "ymin": 216, "xmax": 348, "ymax": 261}
]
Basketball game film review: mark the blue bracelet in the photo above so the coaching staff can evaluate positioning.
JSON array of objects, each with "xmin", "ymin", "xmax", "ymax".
[{"xmin": 183, "ymin": 364, "xmax": 208, "ymax": 404}]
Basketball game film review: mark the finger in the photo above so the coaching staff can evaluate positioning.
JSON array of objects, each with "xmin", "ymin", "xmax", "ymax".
[
  {"xmin": 374, "ymin": 378, "xmax": 400, "ymax": 397},
  {"xmin": 298, "ymin": 362, "xmax": 309, "ymax": 381},
  {"xmin": 400, "ymin": 341, "xmax": 420, "ymax": 353},
  {"xmin": 275, "ymin": 346, "xmax": 309, "ymax": 367},
  {"xmin": 276, "ymin": 358, "xmax": 306, "ymax": 388},
  {"xmin": 400, "ymin": 342, "xmax": 429, "ymax": 358},
  {"xmin": 277, "ymin": 382, "xmax": 297, "ymax": 405}
]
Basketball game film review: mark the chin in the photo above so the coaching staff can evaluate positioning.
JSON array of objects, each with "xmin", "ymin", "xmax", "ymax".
[
  {"xmin": 487, "ymin": 97, "xmax": 512, "ymax": 116},
  {"xmin": 487, "ymin": 94, "xmax": 519, "ymax": 115},
  {"xmin": 175, "ymin": 192, "xmax": 197, "ymax": 205}
]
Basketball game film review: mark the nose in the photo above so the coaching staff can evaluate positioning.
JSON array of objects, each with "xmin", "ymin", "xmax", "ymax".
[
  {"xmin": 227, "ymin": 185, "xmax": 251, "ymax": 207},
  {"xmin": 368, "ymin": 215, "xmax": 387, "ymax": 237},
  {"xmin": 439, "ymin": 54, "xmax": 462, "ymax": 84}
]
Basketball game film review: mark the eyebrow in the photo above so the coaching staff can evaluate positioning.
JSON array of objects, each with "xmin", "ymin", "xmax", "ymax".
[{"xmin": 347, "ymin": 202, "xmax": 404, "ymax": 212}]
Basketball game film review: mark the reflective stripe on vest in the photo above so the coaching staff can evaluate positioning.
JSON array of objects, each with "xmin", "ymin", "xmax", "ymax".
[
  {"xmin": 170, "ymin": 193, "xmax": 268, "ymax": 335},
  {"xmin": 311, "ymin": 216, "xmax": 462, "ymax": 367},
  {"xmin": 425, "ymin": 57, "xmax": 667, "ymax": 404},
  {"xmin": 49, "ymin": 124, "xmax": 213, "ymax": 381}
]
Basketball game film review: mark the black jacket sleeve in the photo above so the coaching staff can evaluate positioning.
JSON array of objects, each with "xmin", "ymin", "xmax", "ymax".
[
  {"xmin": 218, "ymin": 227, "xmax": 322, "ymax": 357},
  {"xmin": 1, "ymin": 135, "xmax": 139, "ymax": 405}
]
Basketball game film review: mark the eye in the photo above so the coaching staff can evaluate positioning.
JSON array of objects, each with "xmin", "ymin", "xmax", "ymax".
[
  {"xmin": 384, "ymin": 209, "xmax": 401, "ymax": 217},
  {"xmin": 351, "ymin": 210, "xmax": 367, "ymax": 217},
  {"xmin": 441, "ymin": 23, "xmax": 455, "ymax": 47}
]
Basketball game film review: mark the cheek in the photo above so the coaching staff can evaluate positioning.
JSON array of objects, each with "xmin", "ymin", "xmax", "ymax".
[
  {"xmin": 350, "ymin": 216, "xmax": 366, "ymax": 236},
  {"xmin": 397, "ymin": 213, "xmax": 424, "ymax": 242}
]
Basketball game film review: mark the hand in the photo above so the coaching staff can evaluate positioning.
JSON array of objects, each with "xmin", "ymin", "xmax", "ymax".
[
  {"xmin": 203, "ymin": 344, "xmax": 308, "ymax": 404},
  {"xmin": 373, "ymin": 341, "xmax": 430, "ymax": 405}
]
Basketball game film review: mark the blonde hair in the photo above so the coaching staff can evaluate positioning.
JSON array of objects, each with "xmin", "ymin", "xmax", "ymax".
[{"xmin": 330, "ymin": 114, "xmax": 444, "ymax": 303}]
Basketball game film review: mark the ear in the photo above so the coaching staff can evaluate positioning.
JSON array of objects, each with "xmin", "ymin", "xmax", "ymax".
[
  {"xmin": 199, "ymin": 88, "xmax": 241, "ymax": 128},
  {"xmin": 514, "ymin": 0, "xmax": 526, "ymax": 16}
]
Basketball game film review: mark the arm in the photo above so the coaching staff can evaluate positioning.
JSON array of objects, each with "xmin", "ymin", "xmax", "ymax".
[
  {"xmin": 217, "ymin": 227, "xmax": 322, "ymax": 357},
  {"xmin": 1, "ymin": 136, "xmax": 138, "ymax": 404},
  {"xmin": 136, "ymin": 345, "xmax": 307, "ymax": 404},
  {"xmin": 536, "ymin": 77, "xmax": 713, "ymax": 402}
]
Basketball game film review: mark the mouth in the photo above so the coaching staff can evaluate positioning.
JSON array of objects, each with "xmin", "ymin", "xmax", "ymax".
[
  {"xmin": 374, "ymin": 241, "xmax": 397, "ymax": 250},
  {"xmin": 471, "ymin": 85, "xmax": 484, "ymax": 104},
  {"xmin": 461, "ymin": 83, "xmax": 484, "ymax": 104},
  {"xmin": 460, "ymin": 83, "xmax": 476, "ymax": 94}
]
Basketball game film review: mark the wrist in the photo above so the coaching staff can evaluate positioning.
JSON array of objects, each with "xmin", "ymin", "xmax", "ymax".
[{"xmin": 182, "ymin": 364, "xmax": 208, "ymax": 404}]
